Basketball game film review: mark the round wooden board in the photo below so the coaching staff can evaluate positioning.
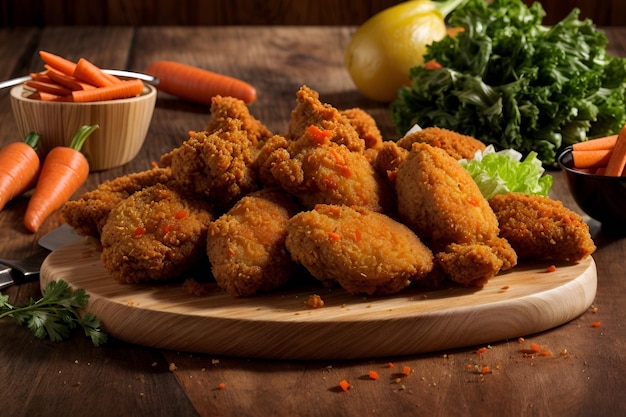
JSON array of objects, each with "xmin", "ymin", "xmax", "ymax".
[{"xmin": 40, "ymin": 237, "xmax": 597, "ymax": 360}]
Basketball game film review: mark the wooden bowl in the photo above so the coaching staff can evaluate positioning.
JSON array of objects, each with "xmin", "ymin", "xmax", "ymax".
[{"xmin": 10, "ymin": 83, "xmax": 156, "ymax": 171}]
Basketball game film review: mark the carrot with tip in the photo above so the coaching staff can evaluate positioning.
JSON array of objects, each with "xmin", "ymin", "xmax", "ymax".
[
  {"xmin": 0, "ymin": 132, "xmax": 41, "ymax": 212},
  {"xmin": 144, "ymin": 60, "xmax": 257, "ymax": 105},
  {"xmin": 39, "ymin": 50, "xmax": 77, "ymax": 76},
  {"xmin": 23, "ymin": 125, "xmax": 98, "ymax": 233}
]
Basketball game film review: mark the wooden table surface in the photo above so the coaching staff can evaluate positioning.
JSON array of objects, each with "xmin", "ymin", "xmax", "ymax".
[{"xmin": 1, "ymin": 26, "xmax": 625, "ymax": 417}]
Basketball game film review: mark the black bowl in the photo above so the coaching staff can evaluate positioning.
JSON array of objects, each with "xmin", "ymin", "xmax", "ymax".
[{"xmin": 557, "ymin": 147, "xmax": 626, "ymax": 235}]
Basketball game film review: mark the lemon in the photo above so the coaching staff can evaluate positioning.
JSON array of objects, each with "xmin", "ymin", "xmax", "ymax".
[{"xmin": 344, "ymin": 0, "xmax": 463, "ymax": 102}]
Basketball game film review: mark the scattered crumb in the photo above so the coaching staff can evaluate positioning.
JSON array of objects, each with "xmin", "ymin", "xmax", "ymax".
[
  {"xmin": 305, "ymin": 294, "xmax": 324, "ymax": 309},
  {"xmin": 168, "ymin": 363, "xmax": 177, "ymax": 372}
]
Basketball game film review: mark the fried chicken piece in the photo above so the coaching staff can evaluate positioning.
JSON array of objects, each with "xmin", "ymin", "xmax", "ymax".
[
  {"xmin": 264, "ymin": 126, "xmax": 394, "ymax": 212},
  {"xmin": 397, "ymin": 127, "xmax": 486, "ymax": 160},
  {"xmin": 288, "ymin": 86, "xmax": 365, "ymax": 153},
  {"xmin": 205, "ymin": 95, "xmax": 273, "ymax": 147},
  {"xmin": 286, "ymin": 204, "xmax": 434, "ymax": 296},
  {"xmin": 160, "ymin": 120, "xmax": 259, "ymax": 209},
  {"xmin": 101, "ymin": 184, "xmax": 213, "ymax": 284},
  {"xmin": 207, "ymin": 188, "xmax": 301, "ymax": 297},
  {"xmin": 396, "ymin": 143, "xmax": 516, "ymax": 287},
  {"xmin": 340, "ymin": 107, "xmax": 383, "ymax": 151},
  {"xmin": 489, "ymin": 193, "xmax": 596, "ymax": 262},
  {"xmin": 61, "ymin": 166, "xmax": 175, "ymax": 237},
  {"xmin": 254, "ymin": 134, "xmax": 291, "ymax": 188},
  {"xmin": 373, "ymin": 141, "xmax": 410, "ymax": 191}
]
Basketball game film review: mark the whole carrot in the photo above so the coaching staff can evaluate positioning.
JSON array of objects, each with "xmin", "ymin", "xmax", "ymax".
[
  {"xmin": 23, "ymin": 125, "xmax": 98, "ymax": 233},
  {"xmin": 0, "ymin": 132, "xmax": 41, "ymax": 212},
  {"xmin": 144, "ymin": 61, "xmax": 257, "ymax": 105}
]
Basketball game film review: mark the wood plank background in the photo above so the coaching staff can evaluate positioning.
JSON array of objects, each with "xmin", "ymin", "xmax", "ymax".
[{"xmin": 1, "ymin": 0, "xmax": 625, "ymax": 27}]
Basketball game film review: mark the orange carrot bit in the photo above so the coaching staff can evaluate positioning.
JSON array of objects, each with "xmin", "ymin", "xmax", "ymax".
[
  {"xmin": 530, "ymin": 342, "xmax": 541, "ymax": 352},
  {"xmin": 401, "ymin": 365, "xmax": 411, "ymax": 376},
  {"xmin": 476, "ymin": 347, "xmax": 488, "ymax": 355},
  {"xmin": 174, "ymin": 209, "xmax": 188, "ymax": 219},
  {"xmin": 539, "ymin": 350, "xmax": 552, "ymax": 357},
  {"xmin": 338, "ymin": 379, "xmax": 350, "ymax": 392},
  {"xmin": 592, "ymin": 321, "xmax": 602, "ymax": 328},
  {"xmin": 424, "ymin": 60, "xmax": 443, "ymax": 70},
  {"xmin": 387, "ymin": 362, "xmax": 394, "ymax": 368},
  {"xmin": 354, "ymin": 229, "xmax": 362, "ymax": 242},
  {"xmin": 306, "ymin": 124, "xmax": 332, "ymax": 145},
  {"xmin": 368, "ymin": 371, "xmax": 379, "ymax": 381},
  {"xmin": 133, "ymin": 226, "xmax": 146, "ymax": 237},
  {"xmin": 327, "ymin": 231, "xmax": 341, "ymax": 241},
  {"xmin": 71, "ymin": 78, "xmax": 144, "ymax": 102},
  {"xmin": 218, "ymin": 382, "xmax": 226, "ymax": 390},
  {"xmin": 546, "ymin": 264, "xmax": 557, "ymax": 273},
  {"xmin": 481, "ymin": 366, "xmax": 490, "ymax": 374}
]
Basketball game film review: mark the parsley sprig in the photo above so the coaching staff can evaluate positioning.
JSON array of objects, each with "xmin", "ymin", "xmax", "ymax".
[{"xmin": 0, "ymin": 280, "xmax": 107, "ymax": 346}]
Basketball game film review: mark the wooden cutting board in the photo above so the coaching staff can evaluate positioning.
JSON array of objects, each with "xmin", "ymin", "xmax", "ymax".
[{"xmin": 40, "ymin": 237, "xmax": 597, "ymax": 360}]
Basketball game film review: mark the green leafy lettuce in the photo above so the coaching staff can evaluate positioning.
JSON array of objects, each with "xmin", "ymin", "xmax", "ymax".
[
  {"xmin": 460, "ymin": 145, "xmax": 553, "ymax": 200},
  {"xmin": 391, "ymin": 0, "xmax": 626, "ymax": 166}
]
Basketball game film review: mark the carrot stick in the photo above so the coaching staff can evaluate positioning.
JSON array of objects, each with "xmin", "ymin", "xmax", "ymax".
[
  {"xmin": 0, "ymin": 132, "xmax": 41, "ymax": 212},
  {"xmin": 605, "ymin": 125, "xmax": 626, "ymax": 177},
  {"xmin": 23, "ymin": 125, "xmax": 98, "ymax": 233},
  {"xmin": 571, "ymin": 149, "xmax": 613, "ymax": 169},
  {"xmin": 572, "ymin": 135, "xmax": 618, "ymax": 151},
  {"xmin": 73, "ymin": 57, "xmax": 116, "ymax": 88},
  {"xmin": 71, "ymin": 78, "xmax": 145, "ymax": 102},
  {"xmin": 144, "ymin": 60, "xmax": 257, "ymax": 105},
  {"xmin": 24, "ymin": 79, "xmax": 72, "ymax": 96},
  {"xmin": 36, "ymin": 91, "xmax": 74, "ymax": 102},
  {"xmin": 45, "ymin": 66, "xmax": 97, "ymax": 91},
  {"xmin": 39, "ymin": 50, "xmax": 77, "ymax": 76}
]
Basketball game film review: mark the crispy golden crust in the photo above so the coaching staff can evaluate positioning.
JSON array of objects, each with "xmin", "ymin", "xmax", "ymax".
[
  {"xmin": 100, "ymin": 184, "xmax": 213, "ymax": 284},
  {"xmin": 395, "ymin": 143, "xmax": 516, "ymax": 287},
  {"xmin": 489, "ymin": 193, "xmax": 596, "ymax": 262},
  {"xmin": 160, "ymin": 121, "xmax": 259, "ymax": 209},
  {"xmin": 286, "ymin": 204, "xmax": 434, "ymax": 296},
  {"xmin": 288, "ymin": 86, "xmax": 365, "ymax": 153},
  {"xmin": 397, "ymin": 127, "xmax": 486, "ymax": 161},
  {"xmin": 205, "ymin": 95, "xmax": 273, "ymax": 147},
  {"xmin": 206, "ymin": 188, "xmax": 301, "ymax": 297},
  {"xmin": 340, "ymin": 107, "xmax": 383, "ymax": 151},
  {"xmin": 264, "ymin": 131, "xmax": 394, "ymax": 212},
  {"xmin": 61, "ymin": 166, "xmax": 175, "ymax": 237}
]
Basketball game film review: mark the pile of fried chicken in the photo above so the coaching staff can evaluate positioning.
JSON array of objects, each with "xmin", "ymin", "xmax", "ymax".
[{"xmin": 61, "ymin": 86, "xmax": 596, "ymax": 297}]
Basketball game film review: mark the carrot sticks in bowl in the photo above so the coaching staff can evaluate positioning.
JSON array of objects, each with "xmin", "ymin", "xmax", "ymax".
[
  {"xmin": 570, "ymin": 127, "xmax": 626, "ymax": 176},
  {"xmin": 24, "ymin": 51, "xmax": 145, "ymax": 102}
]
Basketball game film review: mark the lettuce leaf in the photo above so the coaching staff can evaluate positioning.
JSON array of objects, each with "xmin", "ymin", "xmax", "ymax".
[
  {"xmin": 460, "ymin": 145, "xmax": 553, "ymax": 200},
  {"xmin": 391, "ymin": 0, "xmax": 626, "ymax": 167}
]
